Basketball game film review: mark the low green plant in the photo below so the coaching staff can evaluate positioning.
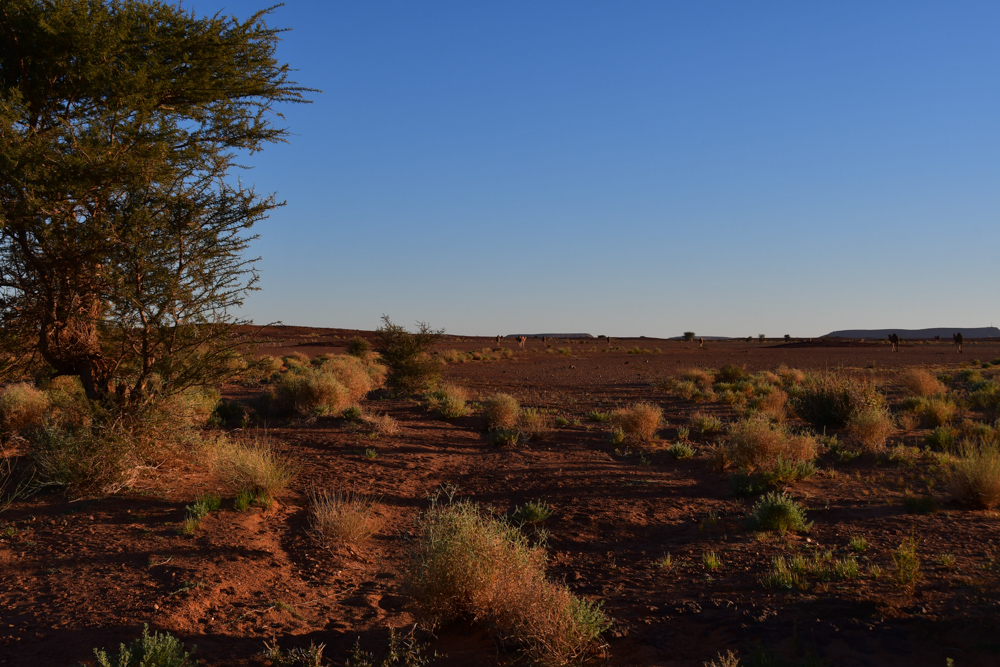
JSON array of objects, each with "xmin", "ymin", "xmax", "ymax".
[
  {"xmin": 342, "ymin": 405, "xmax": 364, "ymax": 421},
  {"xmin": 186, "ymin": 493, "xmax": 222, "ymax": 520},
  {"xmin": 262, "ymin": 639, "xmax": 326, "ymax": 667},
  {"xmin": 365, "ymin": 447, "xmax": 378, "ymax": 460},
  {"xmin": 512, "ymin": 500, "xmax": 554, "ymax": 525},
  {"xmin": 656, "ymin": 553, "xmax": 674, "ymax": 570},
  {"xmin": 344, "ymin": 627, "xmax": 434, "ymax": 667},
  {"xmin": 703, "ymin": 551, "xmax": 721, "ymax": 570},
  {"xmin": 761, "ymin": 555, "xmax": 805, "ymax": 590},
  {"xmin": 747, "ymin": 492, "xmax": 810, "ymax": 533},
  {"xmin": 667, "ymin": 442, "xmax": 695, "ymax": 459},
  {"xmin": 586, "ymin": 410, "xmax": 611, "ymax": 423},
  {"xmin": 892, "ymin": 534, "xmax": 921, "ymax": 590},
  {"xmin": 488, "ymin": 428, "xmax": 521, "ymax": 446},
  {"xmin": 691, "ymin": 412, "xmax": 724, "ymax": 439},
  {"xmin": 93, "ymin": 623, "xmax": 196, "ymax": 667},
  {"xmin": 903, "ymin": 494, "xmax": 936, "ymax": 514},
  {"xmin": 849, "ymin": 536, "xmax": 868, "ymax": 552},
  {"xmin": 925, "ymin": 426, "xmax": 956, "ymax": 451},
  {"xmin": 424, "ymin": 384, "xmax": 471, "ymax": 419}
]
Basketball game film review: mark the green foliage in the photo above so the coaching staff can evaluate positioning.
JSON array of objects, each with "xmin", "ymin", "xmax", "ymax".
[
  {"xmin": 0, "ymin": 0, "xmax": 310, "ymax": 404},
  {"xmin": 375, "ymin": 316, "xmax": 444, "ymax": 392},
  {"xmin": 344, "ymin": 629, "xmax": 434, "ymax": 667},
  {"xmin": 892, "ymin": 535, "xmax": 921, "ymax": 590},
  {"xmin": 512, "ymin": 500, "xmax": 553, "ymax": 525},
  {"xmin": 587, "ymin": 410, "xmax": 611, "ymax": 423},
  {"xmin": 747, "ymin": 492, "xmax": 811, "ymax": 533},
  {"xmin": 949, "ymin": 440, "xmax": 1000, "ymax": 509},
  {"xmin": 667, "ymin": 442, "xmax": 695, "ymax": 459},
  {"xmin": 925, "ymin": 426, "xmax": 956, "ymax": 451},
  {"xmin": 346, "ymin": 337, "xmax": 372, "ymax": 358},
  {"xmin": 93, "ymin": 624, "xmax": 196, "ymax": 667},
  {"xmin": 423, "ymin": 384, "xmax": 470, "ymax": 419},
  {"xmin": 262, "ymin": 640, "xmax": 326, "ymax": 667}
]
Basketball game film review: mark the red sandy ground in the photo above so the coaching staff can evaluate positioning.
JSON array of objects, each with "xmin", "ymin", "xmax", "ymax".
[{"xmin": 1, "ymin": 328, "xmax": 999, "ymax": 666}]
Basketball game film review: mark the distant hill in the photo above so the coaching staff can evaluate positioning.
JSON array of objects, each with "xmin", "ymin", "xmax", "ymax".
[
  {"xmin": 823, "ymin": 327, "xmax": 1000, "ymax": 339},
  {"xmin": 505, "ymin": 333, "xmax": 595, "ymax": 339}
]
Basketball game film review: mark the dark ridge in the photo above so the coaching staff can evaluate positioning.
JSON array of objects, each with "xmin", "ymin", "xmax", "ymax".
[{"xmin": 823, "ymin": 327, "xmax": 1000, "ymax": 339}]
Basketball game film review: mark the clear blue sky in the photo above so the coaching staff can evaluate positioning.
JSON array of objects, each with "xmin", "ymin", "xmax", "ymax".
[{"xmin": 201, "ymin": 1, "xmax": 1000, "ymax": 337}]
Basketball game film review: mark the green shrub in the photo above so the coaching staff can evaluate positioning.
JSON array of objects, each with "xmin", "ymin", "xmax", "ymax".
[
  {"xmin": 667, "ymin": 442, "xmax": 695, "ymax": 459},
  {"xmin": 406, "ymin": 500, "xmax": 609, "ymax": 664},
  {"xmin": 374, "ymin": 316, "xmax": 444, "ymax": 392},
  {"xmin": 186, "ymin": 493, "xmax": 222, "ymax": 520},
  {"xmin": 925, "ymin": 426, "xmax": 956, "ymax": 451},
  {"xmin": 516, "ymin": 407, "xmax": 552, "ymax": 441},
  {"xmin": 790, "ymin": 374, "xmax": 884, "ymax": 428},
  {"xmin": 949, "ymin": 440, "xmax": 1000, "ymax": 509},
  {"xmin": 747, "ymin": 492, "xmax": 810, "ymax": 533},
  {"xmin": 892, "ymin": 535, "xmax": 921, "ymax": 590},
  {"xmin": 93, "ymin": 623, "xmax": 196, "ymax": 667},
  {"xmin": 0, "ymin": 383, "xmax": 49, "ymax": 433},
  {"xmin": 424, "ymin": 384, "xmax": 471, "ymax": 419},
  {"xmin": 586, "ymin": 410, "xmax": 611, "ymax": 423},
  {"xmin": 346, "ymin": 337, "xmax": 372, "ymax": 357},
  {"xmin": 690, "ymin": 412, "xmax": 724, "ymax": 439},
  {"xmin": 969, "ymin": 382, "xmax": 1000, "ymax": 419},
  {"xmin": 512, "ymin": 499, "xmax": 553, "ymax": 525},
  {"xmin": 715, "ymin": 364, "xmax": 746, "ymax": 383},
  {"xmin": 342, "ymin": 405, "xmax": 364, "ymax": 421}
]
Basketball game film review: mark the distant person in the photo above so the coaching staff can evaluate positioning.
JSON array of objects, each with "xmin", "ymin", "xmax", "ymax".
[
  {"xmin": 888, "ymin": 333, "xmax": 900, "ymax": 352},
  {"xmin": 954, "ymin": 332, "xmax": 964, "ymax": 353}
]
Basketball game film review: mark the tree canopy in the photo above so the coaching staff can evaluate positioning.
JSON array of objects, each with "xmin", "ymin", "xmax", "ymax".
[{"xmin": 0, "ymin": 0, "xmax": 311, "ymax": 403}]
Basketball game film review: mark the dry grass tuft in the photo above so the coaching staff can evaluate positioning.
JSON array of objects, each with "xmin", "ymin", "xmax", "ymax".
[
  {"xmin": 362, "ymin": 412, "xmax": 400, "ymax": 437},
  {"xmin": 407, "ymin": 500, "xmax": 609, "ymax": 664},
  {"xmin": 310, "ymin": 489, "xmax": 381, "ymax": 548},
  {"xmin": 848, "ymin": 405, "xmax": 895, "ymax": 454},
  {"xmin": 481, "ymin": 393, "xmax": 521, "ymax": 431},
  {"xmin": 424, "ymin": 384, "xmax": 471, "ymax": 419},
  {"xmin": 267, "ymin": 355, "xmax": 386, "ymax": 417},
  {"xmin": 949, "ymin": 440, "xmax": 1000, "ymax": 509},
  {"xmin": 900, "ymin": 369, "xmax": 946, "ymax": 397},
  {"xmin": 210, "ymin": 433, "xmax": 296, "ymax": 501},
  {"xmin": 611, "ymin": 402, "xmax": 663, "ymax": 444}
]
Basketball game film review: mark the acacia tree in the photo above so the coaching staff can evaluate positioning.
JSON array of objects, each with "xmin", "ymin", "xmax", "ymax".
[{"xmin": 0, "ymin": 0, "xmax": 310, "ymax": 405}]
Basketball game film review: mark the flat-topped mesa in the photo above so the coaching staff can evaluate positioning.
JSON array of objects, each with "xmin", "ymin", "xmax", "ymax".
[{"xmin": 824, "ymin": 327, "xmax": 1000, "ymax": 340}]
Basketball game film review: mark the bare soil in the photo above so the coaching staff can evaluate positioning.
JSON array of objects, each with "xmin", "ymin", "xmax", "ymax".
[{"xmin": 2, "ymin": 329, "xmax": 999, "ymax": 666}]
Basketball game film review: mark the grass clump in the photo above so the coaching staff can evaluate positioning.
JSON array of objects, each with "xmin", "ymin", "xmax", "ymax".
[
  {"xmin": 892, "ymin": 534, "xmax": 921, "ymax": 591},
  {"xmin": 481, "ymin": 393, "xmax": 521, "ymax": 430},
  {"xmin": 690, "ymin": 412, "xmax": 724, "ymax": 440},
  {"xmin": 847, "ymin": 405, "xmax": 894, "ymax": 454},
  {"xmin": 210, "ymin": 433, "xmax": 296, "ymax": 504},
  {"xmin": 746, "ymin": 492, "xmax": 811, "ymax": 533},
  {"xmin": 0, "ymin": 383, "xmax": 49, "ymax": 433},
  {"xmin": 424, "ymin": 384, "xmax": 471, "ymax": 419},
  {"xmin": 925, "ymin": 426, "xmax": 956, "ymax": 451},
  {"xmin": 666, "ymin": 442, "xmax": 695, "ymax": 459},
  {"xmin": 375, "ymin": 316, "xmax": 444, "ymax": 393},
  {"xmin": 406, "ymin": 500, "xmax": 609, "ymax": 664},
  {"xmin": 586, "ymin": 410, "xmax": 611, "ymax": 423},
  {"xmin": 790, "ymin": 374, "xmax": 884, "ymax": 428},
  {"xmin": 610, "ymin": 402, "xmax": 662, "ymax": 445},
  {"xmin": 361, "ymin": 412, "xmax": 400, "ymax": 438},
  {"xmin": 93, "ymin": 623, "xmax": 196, "ymax": 667},
  {"xmin": 310, "ymin": 489, "xmax": 381, "ymax": 548},
  {"xmin": 903, "ymin": 396, "xmax": 957, "ymax": 427},
  {"xmin": 346, "ymin": 337, "xmax": 372, "ymax": 357},
  {"xmin": 949, "ymin": 440, "xmax": 1000, "ymax": 509}
]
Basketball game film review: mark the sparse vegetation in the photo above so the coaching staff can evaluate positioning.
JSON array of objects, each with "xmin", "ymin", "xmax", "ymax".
[
  {"xmin": 375, "ymin": 316, "xmax": 444, "ymax": 392},
  {"xmin": 424, "ymin": 384, "xmax": 471, "ymax": 419},
  {"xmin": 724, "ymin": 416, "xmax": 817, "ymax": 474},
  {"xmin": 93, "ymin": 624, "xmax": 196, "ymax": 667},
  {"xmin": 949, "ymin": 440, "xmax": 1000, "ymax": 509},
  {"xmin": 482, "ymin": 393, "xmax": 521, "ymax": 430},
  {"xmin": 900, "ymin": 369, "xmax": 946, "ymax": 397},
  {"xmin": 310, "ymin": 489, "xmax": 381, "ymax": 549},
  {"xmin": 210, "ymin": 433, "xmax": 296, "ymax": 503},
  {"xmin": 790, "ymin": 374, "xmax": 884, "ymax": 428},
  {"xmin": 747, "ymin": 492, "xmax": 810, "ymax": 533},
  {"xmin": 848, "ymin": 405, "xmax": 894, "ymax": 454},
  {"xmin": 0, "ymin": 383, "xmax": 49, "ymax": 433},
  {"xmin": 406, "ymin": 500, "xmax": 610, "ymax": 664}
]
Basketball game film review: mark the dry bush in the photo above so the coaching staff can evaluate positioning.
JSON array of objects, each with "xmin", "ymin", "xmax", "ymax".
[
  {"xmin": 900, "ymin": 369, "xmax": 946, "ymax": 397},
  {"xmin": 0, "ymin": 383, "xmax": 49, "ymax": 433},
  {"xmin": 362, "ymin": 412, "xmax": 400, "ymax": 437},
  {"xmin": 680, "ymin": 368, "xmax": 714, "ymax": 390},
  {"xmin": 439, "ymin": 349, "xmax": 468, "ymax": 364},
  {"xmin": 425, "ymin": 384, "xmax": 471, "ymax": 419},
  {"xmin": 724, "ymin": 415, "xmax": 818, "ymax": 473},
  {"xmin": 848, "ymin": 405, "xmax": 894, "ymax": 454},
  {"xmin": 210, "ymin": 433, "xmax": 296, "ymax": 501},
  {"xmin": 776, "ymin": 366, "xmax": 806, "ymax": 387},
  {"xmin": 268, "ymin": 355, "xmax": 386, "ymax": 417},
  {"xmin": 748, "ymin": 388, "xmax": 788, "ymax": 422},
  {"xmin": 921, "ymin": 397, "xmax": 956, "ymax": 427},
  {"xmin": 30, "ymin": 423, "xmax": 136, "ymax": 495},
  {"xmin": 611, "ymin": 402, "xmax": 663, "ymax": 444},
  {"xmin": 281, "ymin": 352, "xmax": 311, "ymax": 370},
  {"xmin": 481, "ymin": 393, "xmax": 521, "ymax": 430},
  {"xmin": 949, "ymin": 440, "xmax": 1000, "ymax": 509},
  {"xmin": 310, "ymin": 489, "xmax": 381, "ymax": 548},
  {"xmin": 790, "ymin": 374, "xmax": 884, "ymax": 428},
  {"xmin": 896, "ymin": 411, "xmax": 920, "ymax": 432},
  {"xmin": 407, "ymin": 500, "xmax": 609, "ymax": 664},
  {"xmin": 161, "ymin": 386, "xmax": 220, "ymax": 429}
]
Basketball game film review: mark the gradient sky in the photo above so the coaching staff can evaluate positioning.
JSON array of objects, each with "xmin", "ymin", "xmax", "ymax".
[{"xmin": 198, "ymin": 1, "xmax": 1000, "ymax": 338}]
